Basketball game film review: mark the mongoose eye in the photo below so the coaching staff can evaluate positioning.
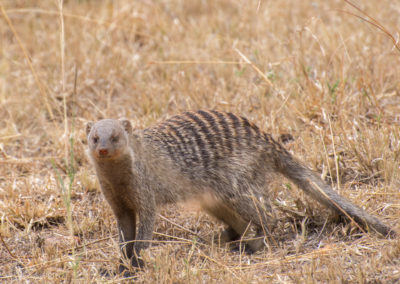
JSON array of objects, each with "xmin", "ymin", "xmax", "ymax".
[
  {"xmin": 93, "ymin": 137, "xmax": 99, "ymax": 144},
  {"xmin": 111, "ymin": 136, "xmax": 119, "ymax": 142}
]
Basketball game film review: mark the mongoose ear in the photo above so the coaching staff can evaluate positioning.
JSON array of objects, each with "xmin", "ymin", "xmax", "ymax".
[
  {"xmin": 86, "ymin": 122, "xmax": 94, "ymax": 136},
  {"xmin": 119, "ymin": 119, "xmax": 133, "ymax": 134}
]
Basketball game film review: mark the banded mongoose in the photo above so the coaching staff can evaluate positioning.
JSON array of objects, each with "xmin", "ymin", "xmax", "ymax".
[{"xmin": 86, "ymin": 110, "xmax": 394, "ymax": 272}]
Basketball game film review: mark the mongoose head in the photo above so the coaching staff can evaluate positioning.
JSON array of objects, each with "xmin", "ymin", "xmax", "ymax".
[{"xmin": 86, "ymin": 119, "xmax": 133, "ymax": 160}]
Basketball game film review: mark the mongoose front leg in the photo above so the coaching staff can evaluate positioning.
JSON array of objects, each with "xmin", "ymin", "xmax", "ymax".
[
  {"xmin": 116, "ymin": 210, "xmax": 137, "ymax": 273},
  {"xmin": 130, "ymin": 193, "xmax": 156, "ymax": 268}
]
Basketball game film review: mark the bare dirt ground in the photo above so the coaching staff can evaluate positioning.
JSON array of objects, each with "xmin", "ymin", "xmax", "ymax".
[{"xmin": 1, "ymin": 0, "xmax": 399, "ymax": 282}]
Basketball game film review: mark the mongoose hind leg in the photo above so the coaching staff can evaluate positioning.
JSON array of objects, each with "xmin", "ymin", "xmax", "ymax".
[
  {"xmin": 219, "ymin": 226, "xmax": 241, "ymax": 242},
  {"xmin": 200, "ymin": 196, "xmax": 266, "ymax": 253},
  {"xmin": 201, "ymin": 200, "xmax": 247, "ymax": 241},
  {"xmin": 230, "ymin": 193, "xmax": 277, "ymax": 253}
]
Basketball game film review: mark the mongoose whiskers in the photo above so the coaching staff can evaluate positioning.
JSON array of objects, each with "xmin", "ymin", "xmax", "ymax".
[{"xmin": 86, "ymin": 110, "xmax": 395, "ymax": 273}]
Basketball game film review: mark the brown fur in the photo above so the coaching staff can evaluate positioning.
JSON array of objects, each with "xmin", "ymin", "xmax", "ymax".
[{"xmin": 86, "ymin": 110, "xmax": 395, "ymax": 273}]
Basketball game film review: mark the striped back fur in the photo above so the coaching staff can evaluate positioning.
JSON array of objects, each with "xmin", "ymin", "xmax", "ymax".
[{"xmin": 143, "ymin": 110, "xmax": 285, "ymax": 175}]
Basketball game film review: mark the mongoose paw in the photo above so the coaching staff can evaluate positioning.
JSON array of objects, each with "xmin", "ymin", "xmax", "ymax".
[
  {"xmin": 131, "ymin": 256, "xmax": 145, "ymax": 269},
  {"xmin": 120, "ymin": 269, "xmax": 138, "ymax": 279},
  {"xmin": 99, "ymin": 267, "xmax": 116, "ymax": 278},
  {"xmin": 99, "ymin": 266, "xmax": 138, "ymax": 279},
  {"xmin": 230, "ymin": 242, "xmax": 256, "ymax": 254},
  {"xmin": 230, "ymin": 237, "xmax": 265, "ymax": 254},
  {"xmin": 118, "ymin": 264, "xmax": 139, "ymax": 279}
]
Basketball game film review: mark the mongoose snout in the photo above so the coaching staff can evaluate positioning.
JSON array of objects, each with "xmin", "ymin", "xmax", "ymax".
[
  {"xmin": 98, "ymin": 148, "xmax": 109, "ymax": 156},
  {"xmin": 86, "ymin": 110, "xmax": 395, "ymax": 276}
]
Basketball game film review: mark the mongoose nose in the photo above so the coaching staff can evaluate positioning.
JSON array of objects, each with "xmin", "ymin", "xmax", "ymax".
[{"xmin": 98, "ymin": 148, "xmax": 109, "ymax": 156}]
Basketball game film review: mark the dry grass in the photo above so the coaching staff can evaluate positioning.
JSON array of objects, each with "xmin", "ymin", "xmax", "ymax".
[{"xmin": 1, "ymin": 0, "xmax": 400, "ymax": 282}]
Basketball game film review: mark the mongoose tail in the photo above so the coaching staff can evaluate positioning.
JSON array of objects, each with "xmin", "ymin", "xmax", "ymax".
[{"xmin": 276, "ymin": 151, "xmax": 395, "ymax": 238}]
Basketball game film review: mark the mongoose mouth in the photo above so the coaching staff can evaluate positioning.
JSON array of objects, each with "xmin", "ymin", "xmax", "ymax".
[
  {"xmin": 95, "ymin": 154, "xmax": 112, "ymax": 159},
  {"xmin": 94, "ymin": 150, "xmax": 113, "ymax": 159},
  {"xmin": 94, "ymin": 149, "xmax": 126, "ymax": 160}
]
